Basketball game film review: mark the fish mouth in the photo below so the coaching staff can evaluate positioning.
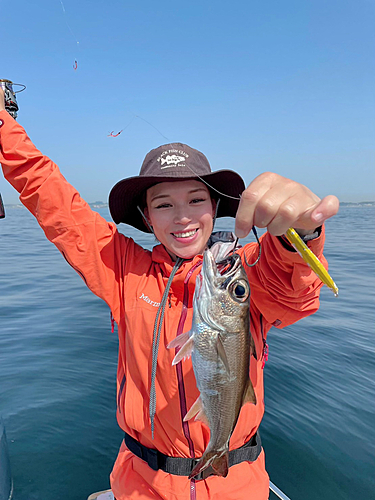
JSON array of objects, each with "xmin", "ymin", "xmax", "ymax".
[
  {"xmin": 202, "ymin": 251, "xmax": 242, "ymax": 287},
  {"xmin": 197, "ymin": 251, "xmax": 245, "ymax": 332},
  {"xmin": 216, "ymin": 253, "xmax": 242, "ymax": 276}
]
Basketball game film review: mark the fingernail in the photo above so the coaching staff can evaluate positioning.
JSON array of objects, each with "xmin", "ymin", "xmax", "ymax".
[
  {"xmin": 313, "ymin": 212, "xmax": 324, "ymax": 223},
  {"xmin": 235, "ymin": 228, "xmax": 246, "ymax": 239}
]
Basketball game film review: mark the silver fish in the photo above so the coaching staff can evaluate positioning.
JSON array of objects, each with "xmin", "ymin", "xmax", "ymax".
[{"xmin": 168, "ymin": 249, "xmax": 257, "ymax": 479}]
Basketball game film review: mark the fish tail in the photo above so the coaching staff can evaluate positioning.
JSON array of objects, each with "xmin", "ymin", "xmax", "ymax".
[
  {"xmin": 189, "ymin": 450, "xmax": 229, "ymax": 479},
  {"xmin": 211, "ymin": 452, "xmax": 229, "ymax": 477}
]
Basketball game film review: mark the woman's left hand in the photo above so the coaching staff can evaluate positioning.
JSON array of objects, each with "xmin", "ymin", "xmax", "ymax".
[{"xmin": 234, "ymin": 172, "xmax": 339, "ymax": 238}]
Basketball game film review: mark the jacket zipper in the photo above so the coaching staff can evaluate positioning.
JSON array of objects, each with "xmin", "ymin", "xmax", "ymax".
[
  {"xmin": 61, "ymin": 250, "xmax": 87, "ymax": 285},
  {"xmin": 174, "ymin": 260, "xmax": 201, "ymax": 500}
]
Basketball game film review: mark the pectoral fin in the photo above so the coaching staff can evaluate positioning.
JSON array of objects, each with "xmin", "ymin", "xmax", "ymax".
[
  {"xmin": 168, "ymin": 332, "xmax": 194, "ymax": 365},
  {"xmin": 167, "ymin": 331, "xmax": 190, "ymax": 350}
]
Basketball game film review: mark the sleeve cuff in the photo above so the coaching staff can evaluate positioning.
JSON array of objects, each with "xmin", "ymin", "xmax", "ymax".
[
  {"xmin": 277, "ymin": 226, "xmax": 322, "ymax": 252},
  {"xmin": 0, "ymin": 109, "xmax": 17, "ymax": 137}
]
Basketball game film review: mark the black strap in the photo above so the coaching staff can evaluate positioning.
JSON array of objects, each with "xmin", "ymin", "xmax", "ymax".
[{"xmin": 124, "ymin": 431, "xmax": 262, "ymax": 480}]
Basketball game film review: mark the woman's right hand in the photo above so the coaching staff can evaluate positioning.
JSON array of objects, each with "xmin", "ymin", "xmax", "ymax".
[{"xmin": 0, "ymin": 87, "xmax": 6, "ymax": 111}]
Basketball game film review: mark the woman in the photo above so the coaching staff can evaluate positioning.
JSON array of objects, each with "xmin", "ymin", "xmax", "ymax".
[{"xmin": 0, "ymin": 89, "xmax": 339, "ymax": 500}]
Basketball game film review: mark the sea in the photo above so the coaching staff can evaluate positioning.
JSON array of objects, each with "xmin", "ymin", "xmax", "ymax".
[{"xmin": 0, "ymin": 204, "xmax": 374, "ymax": 500}]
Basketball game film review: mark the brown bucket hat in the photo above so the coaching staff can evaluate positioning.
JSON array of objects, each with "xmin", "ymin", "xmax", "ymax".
[{"xmin": 109, "ymin": 143, "xmax": 246, "ymax": 233}]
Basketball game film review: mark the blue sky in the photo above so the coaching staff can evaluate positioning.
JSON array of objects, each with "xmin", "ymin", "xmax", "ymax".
[{"xmin": 1, "ymin": 0, "xmax": 374, "ymax": 204}]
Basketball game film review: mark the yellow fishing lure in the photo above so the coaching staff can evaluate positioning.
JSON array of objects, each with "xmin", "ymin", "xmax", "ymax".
[{"xmin": 285, "ymin": 228, "xmax": 339, "ymax": 297}]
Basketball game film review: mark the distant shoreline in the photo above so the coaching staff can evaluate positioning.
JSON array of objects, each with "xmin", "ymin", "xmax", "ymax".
[{"xmin": 4, "ymin": 201, "xmax": 375, "ymax": 209}]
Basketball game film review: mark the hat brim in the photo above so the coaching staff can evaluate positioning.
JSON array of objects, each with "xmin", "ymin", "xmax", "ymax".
[{"xmin": 109, "ymin": 170, "xmax": 246, "ymax": 233}]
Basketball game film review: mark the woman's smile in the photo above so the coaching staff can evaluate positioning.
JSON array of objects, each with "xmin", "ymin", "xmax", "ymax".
[{"xmin": 172, "ymin": 228, "xmax": 198, "ymax": 239}]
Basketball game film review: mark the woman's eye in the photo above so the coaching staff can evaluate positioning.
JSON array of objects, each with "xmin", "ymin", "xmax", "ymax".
[
  {"xmin": 155, "ymin": 203, "xmax": 171, "ymax": 209},
  {"xmin": 191, "ymin": 198, "xmax": 205, "ymax": 204}
]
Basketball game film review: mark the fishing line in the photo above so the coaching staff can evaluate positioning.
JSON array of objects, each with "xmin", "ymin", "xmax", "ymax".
[
  {"xmin": 184, "ymin": 162, "xmax": 242, "ymax": 201},
  {"xmin": 59, "ymin": 0, "xmax": 80, "ymax": 45},
  {"xmin": 134, "ymin": 115, "xmax": 169, "ymax": 141},
  {"xmin": 108, "ymin": 115, "xmax": 169, "ymax": 141},
  {"xmin": 59, "ymin": 0, "xmax": 80, "ymax": 68}
]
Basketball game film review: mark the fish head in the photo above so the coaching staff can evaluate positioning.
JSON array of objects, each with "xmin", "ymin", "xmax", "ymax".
[{"xmin": 195, "ymin": 250, "xmax": 250, "ymax": 333}]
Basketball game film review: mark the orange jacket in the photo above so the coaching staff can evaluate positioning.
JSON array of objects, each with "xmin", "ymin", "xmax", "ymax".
[{"xmin": 0, "ymin": 111, "xmax": 327, "ymax": 500}]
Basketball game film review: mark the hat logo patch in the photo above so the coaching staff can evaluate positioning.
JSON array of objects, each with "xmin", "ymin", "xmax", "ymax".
[
  {"xmin": 160, "ymin": 155, "xmax": 186, "ymax": 168},
  {"xmin": 157, "ymin": 149, "xmax": 189, "ymax": 169}
]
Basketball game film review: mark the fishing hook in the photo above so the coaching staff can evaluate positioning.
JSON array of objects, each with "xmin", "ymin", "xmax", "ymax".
[{"xmin": 232, "ymin": 226, "xmax": 261, "ymax": 267}]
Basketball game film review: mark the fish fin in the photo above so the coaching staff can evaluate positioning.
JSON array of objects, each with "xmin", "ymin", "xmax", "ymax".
[
  {"xmin": 169, "ymin": 334, "xmax": 194, "ymax": 366},
  {"xmin": 195, "ymin": 409, "xmax": 210, "ymax": 427},
  {"xmin": 189, "ymin": 451, "xmax": 229, "ymax": 479},
  {"xmin": 211, "ymin": 453, "xmax": 229, "ymax": 477},
  {"xmin": 167, "ymin": 331, "xmax": 190, "ymax": 350},
  {"xmin": 183, "ymin": 396, "xmax": 203, "ymax": 422},
  {"xmin": 184, "ymin": 397, "xmax": 210, "ymax": 426},
  {"xmin": 250, "ymin": 336, "xmax": 258, "ymax": 360},
  {"xmin": 243, "ymin": 379, "xmax": 257, "ymax": 405},
  {"xmin": 216, "ymin": 335, "xmax": 230, "ymax": 376}
]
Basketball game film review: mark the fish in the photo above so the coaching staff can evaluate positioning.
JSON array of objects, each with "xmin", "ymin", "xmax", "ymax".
[
  {"xmin": 168, "ymin": 249, "xmax": 257, "ymax": 479},
  {"xmin": 160, "ymin": 154, "xmax": 185, "ymax": 167}
]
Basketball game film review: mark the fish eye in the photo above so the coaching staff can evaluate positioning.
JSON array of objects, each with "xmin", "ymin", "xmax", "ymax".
[
  {"xmin": 235, "ymin": 284, "xmax": 246, "ymax": 296},
  {"xmin": 234, "ymin": 285, "xmax": 246, "ymax": 299},
  {"xmin": 230, "ymin": 280, "xmax": 249, "ymax": 301}
]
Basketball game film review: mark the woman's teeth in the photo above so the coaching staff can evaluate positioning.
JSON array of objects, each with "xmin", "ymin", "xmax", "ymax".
[{"xmin": 173, "ymin": 229, "xmax": 197, "ymax": 238}]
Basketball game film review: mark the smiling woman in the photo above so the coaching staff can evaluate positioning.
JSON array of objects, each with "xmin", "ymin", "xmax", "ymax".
[
  {"xmin": 0, "ymin": 90, "xmax": 341, "ymax": 500},
  {"xmin": 144, "ymin": 180, "xmax": 216, "ymax": 260}
]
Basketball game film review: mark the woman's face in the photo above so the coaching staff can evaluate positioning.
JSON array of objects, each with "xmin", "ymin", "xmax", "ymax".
[{"xmin": 145, "ymin": 179, "xmax": 216, "ymax": 260}]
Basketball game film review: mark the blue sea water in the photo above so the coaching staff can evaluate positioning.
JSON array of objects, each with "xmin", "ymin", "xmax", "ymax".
[{"xmin": 0, "ymin": 205, "xmax": 374, "ymax": 500}]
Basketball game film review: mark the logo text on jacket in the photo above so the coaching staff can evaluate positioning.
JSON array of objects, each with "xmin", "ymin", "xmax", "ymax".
[{"xmin": 139, "ymin": 293, "xmax": 161, "ymax": 307}]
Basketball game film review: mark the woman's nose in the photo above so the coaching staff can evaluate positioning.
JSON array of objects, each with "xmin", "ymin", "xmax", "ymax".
[{"xmin": 173, "ymin": 207, "xmax": 191, "ymax": 225}]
